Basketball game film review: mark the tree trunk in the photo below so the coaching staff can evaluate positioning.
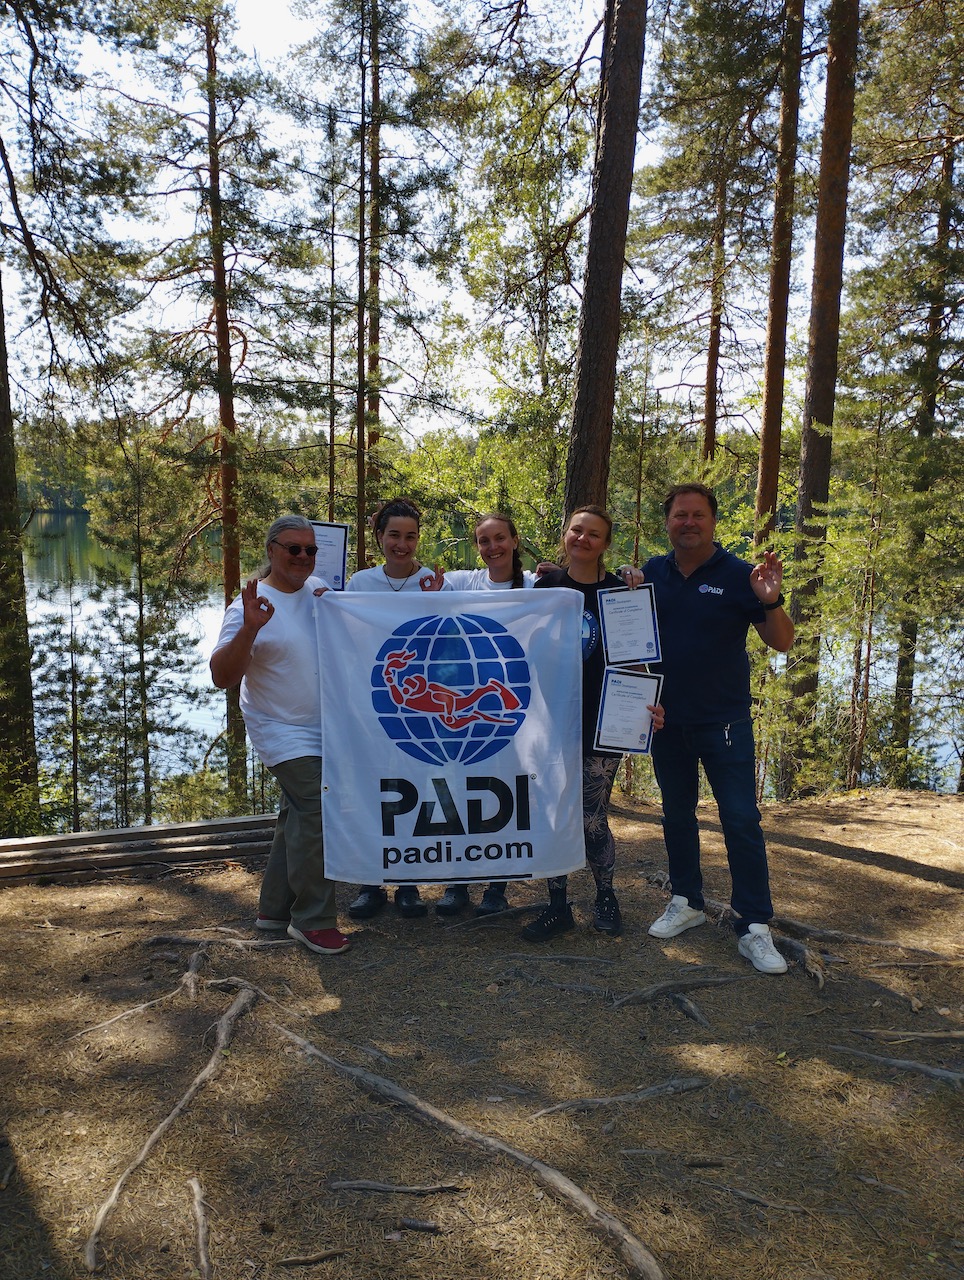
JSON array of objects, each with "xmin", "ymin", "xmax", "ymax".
[
  {"xmin": 890, "ymin": 143, "xmax": 954, "ymax": 786},
  {"xmin": 754, "ymin": 0, "xmax": 804, "ymax": 544},
  {"xmin": 702, "ymin": 173, "xmax": 726, "ymax": 463},
  {"xmin": 780, "ymin": 0, "xmax": 859, "ymax": 797},
  {"xmin": 366, "ymin": 0, "xmax": 381, "ymax": 503},
  {"xmin": 205, "ymin": 16, "xmax": 245, "ymax": 804},
  {"xmin": 563, "ymin": 0, "xmax": 647, "ymax": 518},
  {"xmin": 0, "ymin": 269, "xmax": 40, "ymax": 833},
  {"xmin": 355, "ymin": 0, "xmax": 369, "ymax": 568}
]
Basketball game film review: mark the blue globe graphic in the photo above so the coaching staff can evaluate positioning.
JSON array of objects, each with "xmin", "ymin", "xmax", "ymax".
[{"xmin": 371, "ymin": 613, "xmax": 530, "ymax": 766}]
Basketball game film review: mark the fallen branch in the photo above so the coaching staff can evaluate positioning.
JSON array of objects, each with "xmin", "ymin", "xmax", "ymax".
[
  {"xmin": 667, "ymin": 993, "xmax": 710, "ymax": 1027},
  {"xmin": 277, "ymin": 1250, "xmax": 346, "ymax": 1267},
  {"xmin": 84, "ymin": 988, "xmax": 258, "ymax": 1272},
  {"xmin": 329, "ymin": 1180, "xmax": 465, "ymax": 1195},
  {"xmin": 276, "ymin": 1025, "xmax": 667, "ymax": 1280},
  {"xmin": 613, "ymin": 975, "xmax": 746, "ymax": 1009},
  {"xmin": 867, "ymin": 959, "xmax": 964, "ymax": 968},
  {"xmin": 500, "ymin": 953, "xmax": 615, "ymax": 966},
  {"xmin": 853, "ymin": 1029, "xmax": 964, "ymax": 1044},
  {"xmin": 856, "ymin": 1174, "xmax": 909, "ymax": 1196},
  {"xmin": 69, "ymin": 947, "xmax": 210, "ymax": 1040},
  {"xmin": 831, "ymin": 1044, "xmax": 963, "ymax": 1088},
  {"xmin": 187, "ymin": 1177, "xmax": 211, "ymax": 1280},
  {"xmin": 533, "ymin": 1077, "xmax": 705, "ymax": 1118},
  {"xmin": 399, "ymin": 1217, "xmax": 441, "ymax": 1232}
]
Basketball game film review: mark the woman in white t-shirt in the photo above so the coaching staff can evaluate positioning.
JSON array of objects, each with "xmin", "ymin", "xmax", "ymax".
[
  {"xmin": 210, "ymin": 515, "xmax": 350, "ymax": 957},
  {"xmin": 430, "ymin": 512, "xmax": 537, "ymax": 917},
  {"xmin": 345, "ymin": 497, "xmax": 449, "ymax": 921}
]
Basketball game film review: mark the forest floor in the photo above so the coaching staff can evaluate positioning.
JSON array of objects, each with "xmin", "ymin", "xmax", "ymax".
[{"xmin": 1, "ymin": 788, "xmax": 962, "ymax": 1280}]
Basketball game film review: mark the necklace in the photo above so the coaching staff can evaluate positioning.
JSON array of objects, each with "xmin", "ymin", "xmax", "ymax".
[{"xmin": 385, "ymin": 562, "xmax": 420, "ymax": 592}]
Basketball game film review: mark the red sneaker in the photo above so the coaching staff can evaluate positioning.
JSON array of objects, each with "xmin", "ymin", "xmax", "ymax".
[{"xmin": 287, "ymin": 924, "xmax": 351, "ymax": 955}]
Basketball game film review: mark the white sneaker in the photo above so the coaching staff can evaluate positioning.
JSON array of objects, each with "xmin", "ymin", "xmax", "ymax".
[
  {"xmin": 648, "ymin": 895, "xmax": 707, "ymax": 938},
  {"xmin": 738, "ymin": 923, "xmax": 788, "ymax": 974}
]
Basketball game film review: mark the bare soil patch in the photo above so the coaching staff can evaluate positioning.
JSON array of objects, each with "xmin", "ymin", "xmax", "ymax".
[{"xmin": 2, "ymin": 788, "xmax": 962, "ymax": 1280}]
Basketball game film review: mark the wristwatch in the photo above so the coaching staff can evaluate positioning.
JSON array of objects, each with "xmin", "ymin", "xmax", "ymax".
[{"xmin": 763, "ymin": 593, "xmax": 785, "ymax": 611}]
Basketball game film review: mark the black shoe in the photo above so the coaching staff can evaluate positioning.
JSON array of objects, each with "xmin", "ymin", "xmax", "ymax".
[
  {"xmin": 394, "ymin": 886, "xmax": 427, "ymax": 918},
  {"xmin": 436, "ymin": 885, "xmax": 471, "ymax": 916},
  {"xmin": 521, "ymin": 901, "xmax": 575, "ymax": 942},
  {"xmin": 475, "ymin": 885, "xmax": 509, "ymax": 917},
  {"xmin": 593, "ymin": 887, "xmax": 622, "ymax": 936},
  {"xmin": 348, "ymin": 886, "xmax": 387, "ymax": 919}
]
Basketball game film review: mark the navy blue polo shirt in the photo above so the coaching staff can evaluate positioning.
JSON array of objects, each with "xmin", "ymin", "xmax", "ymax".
[{"xmin": 643, "ymin": 543, "xmax": 765, "ymax": 725}]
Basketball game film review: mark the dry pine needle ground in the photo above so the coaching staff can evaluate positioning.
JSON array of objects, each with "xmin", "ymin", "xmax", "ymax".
[{"xmin": 1, "ymin": 788, "xmax": 962, "ymax": 1280}]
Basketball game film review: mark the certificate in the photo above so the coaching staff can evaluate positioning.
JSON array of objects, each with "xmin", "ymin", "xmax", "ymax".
[
  {"xmin": 310, "ymin": 521, "xmax": 349, "ymax": 591},
  {"xmin": 598, "ymin": 584, "xmax": 661, "ymax": 665},
  {"xmin": 593, "ymin": 669, "xmax": 663, "ymax": 755}
]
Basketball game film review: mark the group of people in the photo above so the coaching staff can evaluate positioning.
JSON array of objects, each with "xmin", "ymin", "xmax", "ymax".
[{"xmin": 210, "ymin": 483, "xmax": 795, "ymax": 976}]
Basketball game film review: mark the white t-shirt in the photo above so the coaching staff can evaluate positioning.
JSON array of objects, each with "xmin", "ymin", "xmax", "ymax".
[
  {"xmin": 212, "ymin": 577, "xmax": 329, "ymax": 767},
  {"xmin": 444, "ymin": 567, "xmax": 536, "ymax": 590},
  {"xmin": 346, "ymin": 565, "xmax": 451, "ymax": 592}
]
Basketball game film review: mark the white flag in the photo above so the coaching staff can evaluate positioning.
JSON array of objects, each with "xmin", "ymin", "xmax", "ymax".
[{"xmin": 317, "ymin": 590, "xmax": 585, "ymax": 885}]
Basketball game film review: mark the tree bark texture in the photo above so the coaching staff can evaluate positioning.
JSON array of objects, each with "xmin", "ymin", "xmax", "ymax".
[
  {"xmin": 563, "ymin": 0, "xmax": 647, "ymax": 519},
  {"xmin": 781, "ymin": 0, "xmax": 859, "ymax": 796},
  {"xmin": 205, "ymin": 17, "xmax": 245, "ymax": 802},
  {"xmin": 0, "ymin": 271, "xmax": 40, "ymax": 832},
  {"xmin": 754, "ymin": 0, "xmax": 804, "ymax": 543}
]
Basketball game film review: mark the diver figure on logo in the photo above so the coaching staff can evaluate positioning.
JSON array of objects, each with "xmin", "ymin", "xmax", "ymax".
[{"xmin": 345, "ymin": 498, "xmax": 450, "ymax": 920}]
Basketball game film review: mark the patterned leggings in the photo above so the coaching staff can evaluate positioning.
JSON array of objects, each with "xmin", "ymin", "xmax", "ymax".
[{"xmin": 549, "ymin": 753, "xmax": 621, "ymax": 893}]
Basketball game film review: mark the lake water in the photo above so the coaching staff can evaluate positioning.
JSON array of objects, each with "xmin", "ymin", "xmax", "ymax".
[{"xmin": 23, "ymin": 511, "xmax": 227, "ymax": 759}]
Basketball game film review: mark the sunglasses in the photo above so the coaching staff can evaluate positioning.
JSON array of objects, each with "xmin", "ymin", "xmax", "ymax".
[{"xmin": 271, "ymin": 540, "xmax": 318, "ymax": 557}]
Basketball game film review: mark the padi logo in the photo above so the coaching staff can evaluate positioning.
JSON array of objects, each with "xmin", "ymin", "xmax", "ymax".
[
  {"xmin": 698, "ymin": 584, "xmax": 724, "ymax": 595},
  {"xmin": 370, "ymin": 613, "xmax": 530, "ymax": 767}
]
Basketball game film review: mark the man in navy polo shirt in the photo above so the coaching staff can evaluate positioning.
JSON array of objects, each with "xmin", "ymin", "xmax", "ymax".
[{"xmin": 644, "ymin": 483, "xmax": 794, "ymax": 974}]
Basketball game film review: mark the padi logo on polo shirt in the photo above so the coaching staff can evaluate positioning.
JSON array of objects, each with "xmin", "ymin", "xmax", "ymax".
[{"xmin": 698, "ymin": 584, "xmax": 724, "ymax": 595}]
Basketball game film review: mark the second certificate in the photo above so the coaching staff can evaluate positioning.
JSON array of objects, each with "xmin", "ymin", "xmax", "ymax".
[{"xmin": 593, "ymin": 669, "xmax": 664, "ymax": 755}]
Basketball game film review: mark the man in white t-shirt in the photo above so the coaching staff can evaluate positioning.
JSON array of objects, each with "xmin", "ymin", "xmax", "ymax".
[{"xmin": 211, "ymin": 515, "xmax": 349, "ymax": 956}]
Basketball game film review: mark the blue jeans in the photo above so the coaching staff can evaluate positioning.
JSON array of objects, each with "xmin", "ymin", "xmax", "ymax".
[{"xmin": 650, "ymin": 720, "xmax": 773, "ymax": 929}]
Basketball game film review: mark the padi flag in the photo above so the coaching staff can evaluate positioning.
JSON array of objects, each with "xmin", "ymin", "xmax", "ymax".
[{"xmin": 317, "ymin": 590, "xmax": 585, "ymax": 886}]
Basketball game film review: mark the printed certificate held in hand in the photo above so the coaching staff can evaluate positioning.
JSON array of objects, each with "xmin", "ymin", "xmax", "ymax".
[
  {"xmin": 597, "ymin": 584, "xmax": 661, "ymax": 666},
  {"xmin": 593, "ymin": 669, "xmax": 664, "ymax": 755}
]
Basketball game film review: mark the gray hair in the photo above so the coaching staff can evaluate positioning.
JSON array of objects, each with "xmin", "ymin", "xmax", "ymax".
[{"xmin": 257, "ymin": 514, "xmax": 315, "ymax": 577}]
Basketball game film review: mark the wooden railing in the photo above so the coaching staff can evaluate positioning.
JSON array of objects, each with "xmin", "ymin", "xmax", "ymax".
[{"xmin": 0, "ymin": 815, "xmax": 276, "ymax": 882}]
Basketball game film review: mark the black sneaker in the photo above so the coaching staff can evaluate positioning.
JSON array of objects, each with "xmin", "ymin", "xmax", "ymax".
[
  {"xmin": 475, "ymin": 885, "xmax": 509, "ymax": 917},
  {"xmin": 521, "ymin": 902, "xmax": 575, "ymax": 942},
  {"xmin": 348, "ymin": 886, "xmax": 387, "ymax": 919},
  {"xmin": 394, "ymin": 886, "xmax": 428, "ymax": 918},
  {"xmin": 435, "ymin": 885, "xmax": 471, "ymax": 916},
  {"xmin": 593, "ymin": 888, "xmax": 622, "ymax": 936}
]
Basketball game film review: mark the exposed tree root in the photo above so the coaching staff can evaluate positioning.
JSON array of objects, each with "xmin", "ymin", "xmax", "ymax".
[
  {"xmin": 187, "ymin": 1176, "xmax": 211, "ymax": 1280},
  {"xmin": 775, "ymin": 936, "xmax": 827, "ymax": 987},
  {"xmin": 668, "ymin": 992, "xmax": 710, "ymax": 1026},
  {"xmin": 84, "ymin": 987, "xmax": 258, "ymax": 1272},
  {"xmin": 277, "ymin": 1250, "xmax": 347, "ymax": 1266},
  {"xmin": 276, "ymin": 1025, "xmax": 667, "ymax": 1280},
  {"xmin": 831, "ymin": 1044, "xmax": 963, "ymax": 1088},
  {"xmin": 532, "ymin": 1076, "xmax": 706, "ymax": 1118},
  {"xmin": 612, "ymin": 975, "xmax": 746, "ymax": 1009},
  {"xmin": 852, "ymin": 1028, "xmax": 964, "ymax": 1043},
  {"xmin": 69, "ymin": 947, "xmax": 210, "ymax": 1040},
  {"xmin": 329, "ymin": 1180, "xmax": 465, "ymax": 1195}
]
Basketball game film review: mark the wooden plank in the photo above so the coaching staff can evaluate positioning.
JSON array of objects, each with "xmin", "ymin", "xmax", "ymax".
[
  {"xmin": 0, "ymin": 814, "xmax": 276, "ymax": 857},
  {"xmin": 0, "ymin": 839, "xmax": 272, "ymax": 881}
]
